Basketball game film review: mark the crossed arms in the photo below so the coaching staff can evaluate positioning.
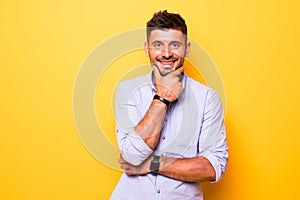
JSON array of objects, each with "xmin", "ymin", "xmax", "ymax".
[{"xmin": 115, "ymin": 67, "xmax": 228, "ymax": 183}]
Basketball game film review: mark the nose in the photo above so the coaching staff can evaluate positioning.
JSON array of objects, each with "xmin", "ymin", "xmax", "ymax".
[{"xmin": 161, "ymin": 48, "xmax": 173, "ymax": 58}]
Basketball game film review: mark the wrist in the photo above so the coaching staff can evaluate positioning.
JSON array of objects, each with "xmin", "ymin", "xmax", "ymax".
[
  {"xmin": 150, "ymin": 155, "xmax": 160, "ymax": 174},
  {"xmin": 152, "ymin": 99, "xmax": 168, "ymax": 110},
  {"xmin": 158, "ymin": 156, "xmax": 176, "ymax": 173},
  {"xmin": 153, "ymin": 94, "xmax": 171, "ymax": 108}
]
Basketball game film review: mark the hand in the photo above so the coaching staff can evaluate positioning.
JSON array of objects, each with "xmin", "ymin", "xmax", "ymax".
[
  {"xmin": 119, "ymin": 154, "xmax": 152, "ymax": 176},
  {"xmin": 153, "ymin": 66, "xmax": 184, "ymax": 102}
]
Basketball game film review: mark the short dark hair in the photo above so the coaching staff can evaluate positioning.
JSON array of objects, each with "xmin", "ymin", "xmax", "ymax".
[{"xmin": 146, "ymin": 10, "xmax": 187, "ymax": 42}]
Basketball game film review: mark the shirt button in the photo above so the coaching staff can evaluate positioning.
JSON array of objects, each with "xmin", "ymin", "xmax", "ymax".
[
  {"xmin": 157, "ymin": 189, "xmax": 160, "ymax": 193},
  {"xmin": 162, "ymin": 136, "xmax": 166, "ymax": 140}
]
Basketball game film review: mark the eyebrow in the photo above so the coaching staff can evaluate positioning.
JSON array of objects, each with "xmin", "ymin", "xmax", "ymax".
[
  {"xmin": 150, "ymin": 40, "xmax": 183, "ymax": 45},
  {"xmin": 150, "ymin": 40, "xmax": 162, "ymax": 45},
  {"xmin": 169, "ymin": 41, "xmax": 182, "ymax": 45}
]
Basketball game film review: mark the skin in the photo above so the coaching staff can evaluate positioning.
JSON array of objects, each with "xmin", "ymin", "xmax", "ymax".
[
  {"xmin": 135, "ymin": 29, "xmax": 187, "ymax": 150},
  {"xmin": 119, "ymin": 155, "xmax": 216, "ymax": 183},
  {"xmin": 120, "ymin": 29, "xmax": 216, "ymax": 182},
  {"xmin": 145, "ymin": 29, "xmax": 189, "ymax": 78}
]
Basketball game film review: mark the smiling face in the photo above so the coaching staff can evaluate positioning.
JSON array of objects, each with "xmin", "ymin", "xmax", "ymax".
[{"xmin": 145, "ymin": 29, "xmax": 190, "ymax": 76}]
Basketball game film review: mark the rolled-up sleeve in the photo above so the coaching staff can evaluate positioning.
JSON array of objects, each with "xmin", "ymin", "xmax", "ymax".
[
  {"xmin": 115, "ymin": 83, "xmax": 153, "ymax": 166},
  {"xmin": 198, "ymin": 89, "xmax": 229, "ymax": 182}
]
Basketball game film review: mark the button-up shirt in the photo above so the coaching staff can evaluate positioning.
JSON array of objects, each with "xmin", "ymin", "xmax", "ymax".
[{"xmin": 111, "ymin": 72, "xmax": 228, "ymax": 200}]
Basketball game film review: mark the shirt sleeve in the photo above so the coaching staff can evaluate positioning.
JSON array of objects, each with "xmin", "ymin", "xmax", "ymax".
[
  {"xmin": 115, "ymin": 82, "xmax": 153, "ymax": 166},
  {"xmin": 198, "ymin": 88, "xmax": 229, "ymax": 182}
]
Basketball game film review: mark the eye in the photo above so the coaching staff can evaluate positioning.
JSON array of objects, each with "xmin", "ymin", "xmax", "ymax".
[
  {"xmin": 153, "ymin": 42, "xmax": 162, "ymax": 48},
  {"xmin": 171, "ymin": 42, "xmax": 181, "ymax": 49}
]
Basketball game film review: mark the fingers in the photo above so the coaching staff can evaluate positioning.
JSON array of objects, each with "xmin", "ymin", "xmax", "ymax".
[
  {"xmin": 120, "ymin": 163, "xmax": 129, "ymax": 170},
  {"xmin": 176, "ymin": 66, "xmax": 184, "ymax": 73},
  {"xmin": 171, "ymin": 66, "xmax": 184, "ymax": 77},
  {"xmin": 120, "ymin": 162, "xmax": 135, "ymax": 176},
  {"xmin": 119, "ymin": 155, "xmax": 129, "ymax": 170},
  {"xmin": 119, "ymin": 154, "xmax": 131, "ymax": 172},
  {"xmin": 119, "ymin": 155, "xmax": 127, "ymax": 164}
]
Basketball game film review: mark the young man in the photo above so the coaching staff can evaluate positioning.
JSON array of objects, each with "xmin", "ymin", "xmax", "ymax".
[{"xmin": 111, "ymin": 10, "xmax": 228, "ymax": 199}]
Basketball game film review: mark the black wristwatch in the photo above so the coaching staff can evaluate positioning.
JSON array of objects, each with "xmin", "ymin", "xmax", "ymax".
[
  {"xmin": 150, "ymin": 155, "xmax": 160, "ymax": 174},
  {"xmin": 153, "ymin": 94, "xmax": 171, "ymax": 108}
]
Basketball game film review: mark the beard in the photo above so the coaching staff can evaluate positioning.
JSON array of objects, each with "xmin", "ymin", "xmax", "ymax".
[{"xmin": 152, "ymin": 58, "xmax": 185, "ymax": 77}]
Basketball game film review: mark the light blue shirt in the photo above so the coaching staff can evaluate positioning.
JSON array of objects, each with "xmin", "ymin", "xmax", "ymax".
[{"xmin": 111, "ymin": 72, "xmax": 228, "ymax": 200}]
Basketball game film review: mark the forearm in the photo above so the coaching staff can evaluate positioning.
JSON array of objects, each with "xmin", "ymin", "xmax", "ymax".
[
  {"xmin": 134, "ymin": 100, "xmax": 167, "ymax": 150},
  {"xmin": 158, "ymin": 156, "xmax": 216, "ymax": 182}
]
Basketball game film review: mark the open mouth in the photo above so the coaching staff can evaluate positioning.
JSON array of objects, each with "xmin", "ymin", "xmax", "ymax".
[{"xmin": 158, "ymin": 59, "xmax": 177, "ymax": 67}]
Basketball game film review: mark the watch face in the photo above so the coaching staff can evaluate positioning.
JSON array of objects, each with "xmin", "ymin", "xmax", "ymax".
[
  {"xmin": 150, "ymin": 162, "xmax": 159, "ymax": 172},
  {"xmin": 150, "ymin": 156, "xmax": 160, "ymax": 173}
]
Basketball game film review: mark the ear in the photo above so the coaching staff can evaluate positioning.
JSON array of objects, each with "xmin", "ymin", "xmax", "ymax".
[
  {"xmin": 144, "ymin": 42, "xmax": 149, "ymax": 57},
  {"xmin": 184, "ymin": 42, "xmax": 191, "ymax": 57}
]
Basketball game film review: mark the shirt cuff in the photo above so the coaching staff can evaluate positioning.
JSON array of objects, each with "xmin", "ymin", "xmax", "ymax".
[
  {"xmin": 201, "ymin": 153, "xmax": 222, "ymax": 182},
  {"xmin": 120, "ymin": 129, "xmax": 153, "ymax": 166}
]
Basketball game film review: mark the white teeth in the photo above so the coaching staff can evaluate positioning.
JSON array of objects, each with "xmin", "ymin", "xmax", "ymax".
[{"xmin": 161, "ymin": 61, "xmax": 173, "ymax": 65}]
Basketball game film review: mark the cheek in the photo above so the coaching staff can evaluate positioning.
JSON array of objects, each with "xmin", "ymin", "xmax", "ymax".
[
  {"xmin": 173, "ymin": 49, "xmax": 185, "ymax": 57},
  {"xmin": 148, "ymin": 50, "xmax": 160, "ymax": 59}
]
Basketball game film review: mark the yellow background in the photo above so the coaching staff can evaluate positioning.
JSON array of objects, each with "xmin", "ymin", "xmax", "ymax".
[{"xmin": 1, "ymin": 0, "xmax": 299, "ymax": 199}]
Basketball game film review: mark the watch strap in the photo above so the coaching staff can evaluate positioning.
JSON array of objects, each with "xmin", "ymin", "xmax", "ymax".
[{"xmin": 153, "ymin": 94, "xmax": 171, "ymax": 107}]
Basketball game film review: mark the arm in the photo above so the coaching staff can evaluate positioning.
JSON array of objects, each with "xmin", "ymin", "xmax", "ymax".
[
  {"xmin": 197, "ymin": 89, "xmax": 228, "ymax": 182},
  {"xmin": 159, "ymin": 156, "xmax": 216, "ymax": 182},
  {"xmin": 134, "ymin": 100, "xmax": 167, "ymax": 150},
  {"xmin": 119, "ymin": 89, "xmax": 228, "ymax": 182},
  {"xmin": 120, "ymin": 155, "xmax": 216, "ymax": 182},
  {"xmin": 134, "ymin": 66, "xmax": 184, "ymax": 150},
  {"xmin": 116, "ymin": 66, "xmax": 184, "ymax": 165}
]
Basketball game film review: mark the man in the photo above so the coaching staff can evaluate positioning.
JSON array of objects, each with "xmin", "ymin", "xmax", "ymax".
[{"xmin": 111, "ymin": 10, "xmax": 228, "ymax": 199}]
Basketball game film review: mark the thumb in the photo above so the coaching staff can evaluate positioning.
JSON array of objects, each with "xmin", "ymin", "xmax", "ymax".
[{"xmin": 175, "ymin": 66, "xmax": 184, "ymax": 74}]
